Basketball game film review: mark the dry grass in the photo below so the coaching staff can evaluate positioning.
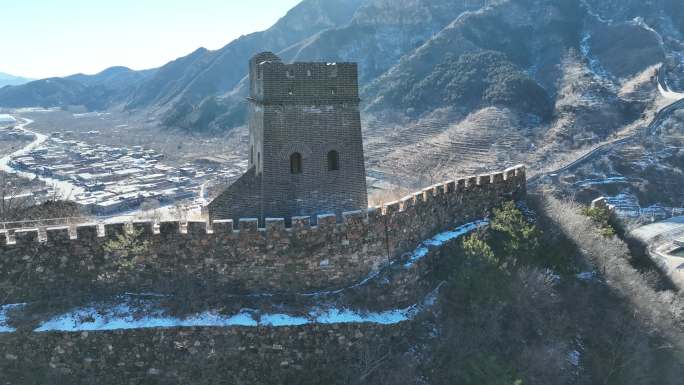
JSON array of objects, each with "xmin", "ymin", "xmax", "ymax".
[
  {"xmin": 540, "ymin": 194, "xmax": 684, "ymax": 350},
  {"xmin": 367, "ymin": 187, "xmax": 413, "ymax": 208}
]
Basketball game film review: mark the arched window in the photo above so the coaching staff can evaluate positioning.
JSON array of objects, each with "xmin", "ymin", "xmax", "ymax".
[
  {"xmin": 327, "ymin": 150, "xmax": 339, "ymax": 171},
  {"xmin": 290, "ymin": 152, "xmax": 302, "ymax": 174}
]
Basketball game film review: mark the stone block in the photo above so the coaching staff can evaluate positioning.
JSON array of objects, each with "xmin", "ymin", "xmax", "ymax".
[
  {"xmin": 422, "ymin": 187, "xmax": 434, "ymax": 201},
  {"xmin": 317, "ymin": 213, "xmax": 337, "ymax": 228},
  {"xmin": 514, "ymin": 165, "xmax": 526, "ymax": 177},
  {"xmin": 504, "ymin": 167, "xmax": 517, "ymax": 180},
  {"xmin": 15, "ymin": 229, "xmax": 38, "ymax": 246},
  {"xmin": 238, "ymin": 218, "xmax": 259, "ymax": 233},
  {"xmin": 104, "ymin": 223, "xmax": 125, "ymax": 240},
  {"xmin": 211, "ymin": 220, "xmax": 234, "ymax": 234},
  {"xmin": 477, "ymin": 174, "xmax": 491, "ymax": 186},
  {"xmin": 455, "ymin": 178, "xmax": 466, "ymax": 190},
  {"xmin": 159, "ymin": 221, "xmax": 180, "ymax": 236},
  {"xmin": 292, "ymin": 216, "xmax": 311, "ymax": 230},
  {"xmin": 46, "ymin": 227, "xmax": 70, "ymax": 243},
  {"xmin": 187, "ymin": 221, "xmax": 209, "ymax": 236},
  {"xmin": 342, "ymin": 210, "xmax": 364, "ymax": 226},
  {"xmin": 266, "ymin": 218, "xmax": 286, "ymax": 232},
  {"xmin": 36, "ymin": 228, "xmax": 48, "ymax": 243},
  {"xmin": 491, "ymin": 172, "xmax": 504, "ymax": 184},
  {"xmin": 400, "ymin": 195, "xmax": 415, "ymax": 210},
  {"xmin": 76, "ymin": 224, "xmax": 99, "ymax": 240},
  {"xmin": 132, "ymin": 221, "xmax": 154, "ymax": 237},
  {"xmin": 433, "ymin": 183, "xmax": 445, "ymax": 195},
  {"xmin": 366, "ymin": 207, "xmax": 383, "ymax": 227},
  {"xmin": 466, "ymin": 176, "xmax": 478, "ymax": 188},
  {"xmin": 383, "ymin": 201, "xmax": 400, "ymax": 216},
  {"xmin": 68, "ymin": 226, "xmax": 79, "ymax": 240},
  {"xmin": 413, "ymin": 191, "xmax": 425, "ymax": 205}
]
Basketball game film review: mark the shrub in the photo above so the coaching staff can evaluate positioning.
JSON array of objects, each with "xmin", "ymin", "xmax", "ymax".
[
  {"xmin": 581, "ymin": 206, "xmax": 616, "ymax": 238},
  {"xmin": 102, "ymin": 227, "xmax": 151, "ymax": 275},
  {"xmin": 490, "ymin": 201, "xmax": 541, "ymax": 265},
  {"xmin": 400, "ymin": 51, "xmax": 553, "ymax": 119}
]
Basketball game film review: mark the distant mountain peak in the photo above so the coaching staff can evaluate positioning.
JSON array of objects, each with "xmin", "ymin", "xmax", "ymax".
[{"xmin": 0, "ymin": 72, "xmax": 34, "ymax": 87}]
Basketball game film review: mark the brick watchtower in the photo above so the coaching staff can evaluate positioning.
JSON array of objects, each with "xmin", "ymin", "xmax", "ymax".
[{"xmin": 208, "ymin": 52, "xmax": 368, "ymax": 224}]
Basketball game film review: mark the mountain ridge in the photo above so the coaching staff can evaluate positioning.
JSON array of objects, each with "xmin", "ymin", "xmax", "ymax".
[
  {"xmin": 0, "ymin": 0, "xmax": 682, "ymax": 138},
  {"xmin": 0, "ymin": 72, "xmax": 34, "ymax": 88}
]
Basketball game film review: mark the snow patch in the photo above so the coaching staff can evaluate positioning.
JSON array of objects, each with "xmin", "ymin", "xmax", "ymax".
[
  {"xmin": 0, "ymin": 304, "xmax": 24, "ymax": 333},
  {"xmin": 31, "ymin": 294, "xmax": 444, "ymax": 332},
  {"xmin": 576, "ymin": 271, "xmax": 597, "ymax": 281},
  {"xmin": 404, "ymin": 220, "xmax": 489, "ymax": 268},
  {"xmin": 27, "ymin": 283, "xmax": 447, "ymax": 333},
  {"xmin": 303, "ymin": 220, "xmax": 487, "ymax": 297},
  {"xmin": 575, "ymin": 176, "xmax": 628, "ymax": 188},
  {"xmin": 568, "ymin": 350, "xmax": 581, "ymax": 367},
  {"xmin": 313, "ymin": 308, "xmax": 409, "ymax": 325},
  {"xmin": 34, "ymin": 305, "xmax": 261, "ymax": 332},
  {"xmin": 658, "ymin": 78, "xmax": 684, "ymax": 101}
]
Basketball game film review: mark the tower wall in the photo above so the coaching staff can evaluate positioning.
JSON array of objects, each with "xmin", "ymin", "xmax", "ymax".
[
  {"xmin": 211, "ymin": 52, "xmax": 368, "ymax": 223},
  {"xmin": 260, "ymin": 102, "xmax": 367, "ymax": 220}
]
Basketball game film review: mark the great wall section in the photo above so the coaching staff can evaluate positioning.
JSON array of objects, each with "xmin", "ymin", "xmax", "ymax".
[{"xmin": 0, "ymin": 165, "xmax": 526, "ymax": 383}]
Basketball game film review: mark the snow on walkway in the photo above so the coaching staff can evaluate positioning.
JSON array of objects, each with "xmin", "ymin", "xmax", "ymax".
[{"xmin": 32, "ymin": 302, "xmax": 419, "ymax": 332}]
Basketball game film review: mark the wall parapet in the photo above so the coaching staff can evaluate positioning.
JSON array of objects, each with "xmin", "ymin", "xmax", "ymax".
[
  {"xmin": 1, "ymin": 165, "xmax": 526, "ymax": 245},
  {"xmin": 0, "ymin": 165, "xmax": 526, "ymax": 301}
]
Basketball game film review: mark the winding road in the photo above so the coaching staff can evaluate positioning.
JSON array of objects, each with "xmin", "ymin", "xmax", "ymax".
[
  {"xmin": 0, "ymin": 118, "xmax": 44, "ymax": 169},
  {"xmin": 527, "ymin": 68, "xmax": 684, "ymax": 187},
  {"xmin": 0, "ymin": 118, "xmax": 84, "ymax": 198}
]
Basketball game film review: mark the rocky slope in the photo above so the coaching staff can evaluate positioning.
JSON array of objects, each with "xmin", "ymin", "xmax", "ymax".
[
  {"xmin": 0, "ymin": 0, "xmax": 363, "ymax": 114},
  {"xmin": 164, "ymin": 0, "xmax": 491, "ymax": 131},
  {"xmin": 0, "ymin": 0, "xmax": 682, "ymax": 152},
  {"xmin": 0, "ymin": 67, "xmax": 155, "ymax": 110},
  {"xmin": 176, "ymin": 0, "xmax": 681, "ymax": 139}
]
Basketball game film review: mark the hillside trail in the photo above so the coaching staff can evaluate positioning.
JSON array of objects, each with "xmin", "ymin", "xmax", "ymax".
[{"xmin": 528, "ymin": 68, "xmax": 684, "ymax": 187}]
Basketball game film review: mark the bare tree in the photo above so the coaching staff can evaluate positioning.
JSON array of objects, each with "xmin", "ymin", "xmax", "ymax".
[
  {"xmin": 0, "ymin": 172, "xmax": 33, "ymax": 222},
  {"xmin": 540, "ymin": 194, "xmax": 684, "ymax": 350}
]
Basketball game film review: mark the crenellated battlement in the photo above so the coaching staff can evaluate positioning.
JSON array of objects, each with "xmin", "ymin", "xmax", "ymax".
[
  {"xmin": 1, "ymin": 165, "xmax": 525, "ymax": 246},
  {"xmin": 0, "ymin": 166, "xmax": 525, "ymax": 302},
  {"xmin": 249, "ymin": 52, "xmax": 359, "ymax": 106}
]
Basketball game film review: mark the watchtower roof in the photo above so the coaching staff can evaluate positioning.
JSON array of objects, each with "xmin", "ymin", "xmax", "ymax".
[
  {"xmin": 249, "ymin": 53, "xmax": 359, "ymax": 105},
  {"xmin": 251, "ymin": 52, "xmax": 281, "ymax": 66}
]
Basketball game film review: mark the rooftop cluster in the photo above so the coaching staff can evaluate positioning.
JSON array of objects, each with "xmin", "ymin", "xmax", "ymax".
[{"xmin": 7, "ymin": 133, "xmax": 245, "ymax": 215}]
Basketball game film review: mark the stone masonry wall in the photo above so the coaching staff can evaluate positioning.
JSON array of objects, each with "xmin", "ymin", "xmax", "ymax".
[
  {"xmin": 210, "ymin": 52, "xmax": 369, "ymax": 222},
  {"xmin": 0, "ymin": 166, "xmax": 526, "ymax": 304},
  {"xmin": 259, "ymin": 102, "xmax": 368, "ymax": 221},
  {"xmin": 207, "ymin": 167, "xmax": 262, "ymax": 223},
  {"xmin": 0, "ymin": 323, "xmax": 411, "ymax": 385}
]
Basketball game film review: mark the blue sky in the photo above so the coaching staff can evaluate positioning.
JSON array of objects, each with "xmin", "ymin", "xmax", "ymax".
[{"xmin": 0, "ymin": 0, "xmax": 301, "ymax": 79}]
